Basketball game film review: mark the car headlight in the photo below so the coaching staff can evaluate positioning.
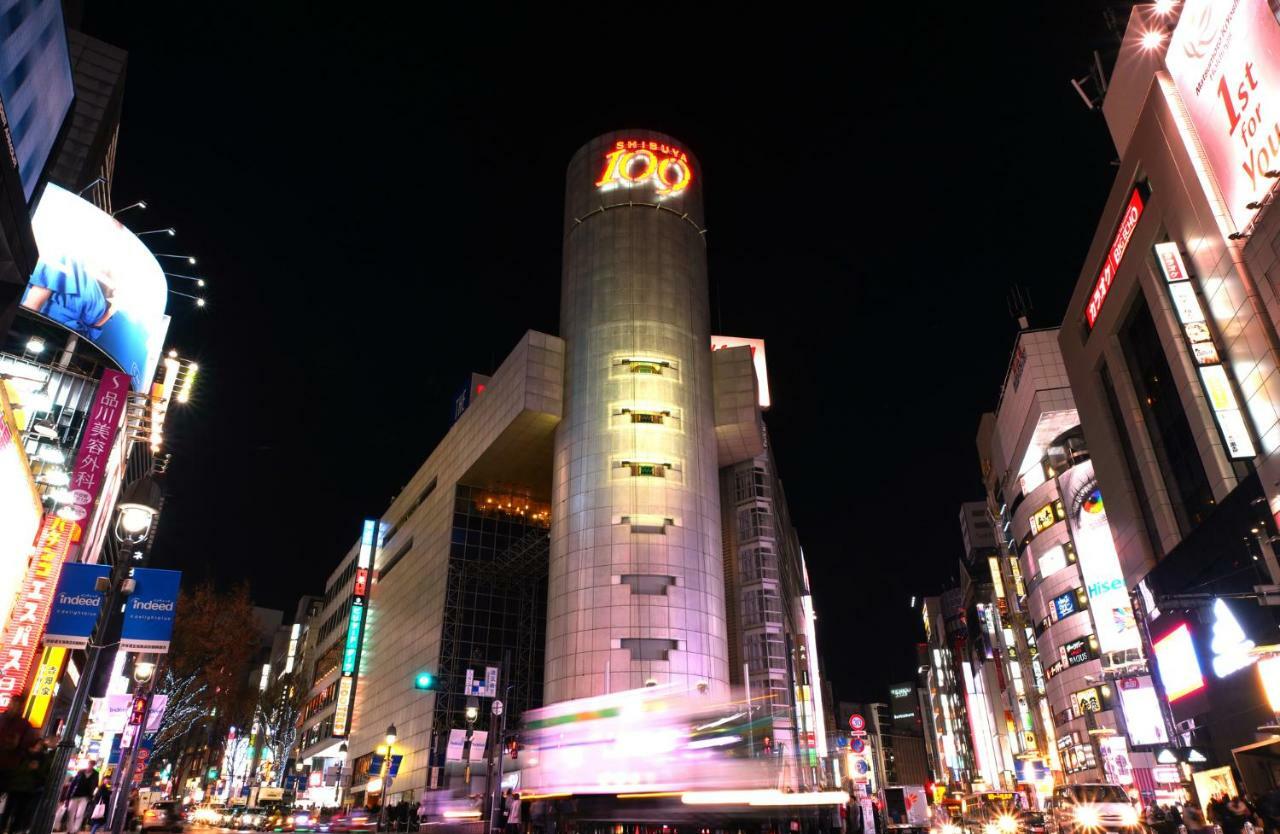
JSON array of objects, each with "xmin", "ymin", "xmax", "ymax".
[
  {"xmin": 985, "ymin": 825, "xmax": 999, "ymax": 834},
  {"xmin": 1074, "ymin": 807, "xmax": 1101, "ymax": 828},
  {"xmin": 943, "ymin": 826, "xmax": 962, "ymax": 834},
  {"xmin": 1120, "ymin": 807, "xmax": 1139, "ymax": 827},
  {"xmin": 998, "ymin": 815, "xmax": 1020, "ymax": 834}
]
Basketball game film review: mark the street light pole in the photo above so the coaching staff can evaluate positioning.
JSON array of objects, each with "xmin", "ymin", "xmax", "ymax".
[
  {"xmin": 29, "ymin": 478, "xmax": 162, "ymax": 834},
  {"xmin": 377, "ymin": 725, "xmax": 396, "ymax": 833},
  {"xmin": 462, "ymin": 698, "xmax": 479, "ymax": 792}
]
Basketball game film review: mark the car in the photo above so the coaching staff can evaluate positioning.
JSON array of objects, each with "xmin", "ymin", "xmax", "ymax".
[
  {"xmin": 237, "ymin": 808, "xmax": 269, "ymax": 831},
  {"xmin": 325, "ymin": 810, "xmax": 375, "ymax": 833},
  {"xmin": 1049, "ymin": 784, "xmax": 1140, "ymax": 834},
  {"xmin": 1021, "ymin": 812, "xmax": 1048, "ymax": 834},
  {"xmin": 139, "ymin": 801, "xmax": 184, "ymax": 833}
]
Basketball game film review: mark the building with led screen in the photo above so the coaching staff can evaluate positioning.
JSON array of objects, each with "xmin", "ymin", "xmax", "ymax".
[
  {"xmin": 301, "ymin": 131, "xmax": 831, "ymax": 805},
  {"xmin": 1054, "ymin": 0, "xmax": 1280, "ymax": 796},
  {"xmin": 976, "ymin": 327, "xmax": 1159, "ymax": 797}
]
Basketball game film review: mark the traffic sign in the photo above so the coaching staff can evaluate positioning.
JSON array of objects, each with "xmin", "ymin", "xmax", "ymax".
[
  {"xmin": 849, "ymin": 714, "xmax": 866, "ymax": 732},
  {"xmin": 492, "ymin": 699, "xmax": 504, "ymax": 716},
  {"xmin": 851, "ymin": 737, "xmax": 866, "ymax": 753}
]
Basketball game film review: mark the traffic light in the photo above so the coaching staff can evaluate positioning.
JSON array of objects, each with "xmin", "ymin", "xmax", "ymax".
[{"xmin": 413, "ymin": 671, "xmax": 436, "ymax": 690}]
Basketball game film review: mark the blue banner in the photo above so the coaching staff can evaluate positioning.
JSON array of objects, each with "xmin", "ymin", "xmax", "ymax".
[
  {"xmin": 120, "ymin": 569, "xmax": 181, "ymax": 653},
  {"xmin": 44, "ymin": 563, "xmax": 111, "ymax": 649}
]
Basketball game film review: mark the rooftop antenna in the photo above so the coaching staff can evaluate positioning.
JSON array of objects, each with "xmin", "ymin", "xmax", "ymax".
[
  {"xmin": 1007, "ymin": 284, "xmax": 1033, "ymax": 330},
  {"xmin": 1070, "ymin": 50, "xmax": 1110, "ymax": 110}
]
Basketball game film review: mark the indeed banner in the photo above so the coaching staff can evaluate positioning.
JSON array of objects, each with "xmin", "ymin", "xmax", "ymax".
[
  {"xmin": 44, "ymin": 563, "xmax": 111, "ymax": 648},
  {"xmin": 120, "ymin": 568, "xmax": 180, "ymax": 653}
]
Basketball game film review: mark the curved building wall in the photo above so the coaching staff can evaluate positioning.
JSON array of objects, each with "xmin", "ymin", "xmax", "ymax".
[{"xmin": 545, "ymin": 130, "xmax": 729, "ymax": 702}]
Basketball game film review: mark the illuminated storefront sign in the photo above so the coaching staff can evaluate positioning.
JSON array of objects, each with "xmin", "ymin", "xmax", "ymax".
[
  {"xmin": 1051, "ymin": 588, "xmax": 1087, "ymax": 622},
  {"xmin": 1073, "ymin": 687, "xmax": 1103, "ymax": 714},
  {"xmin": 1037, "ymin": 544, "xmax": 1069, "ymax": 578},
  {"xmin": 22, "ymin": 645, "xmax": 66, "ymax": 728},
  {"xmin": 354, "ymin": 568, "xmax": 369, "ymax": 598},
  {"xmin": 1063, "ymin": 635, "xmax": 1099, "ymax": 668},
  {"xmin": 1154, "ymin": 622, "xmax": 1206, "ymax": 702},
  {"xmin": 0, "ymin": 515, "xmax": 76, "ymax": 713},
  {"xmin": 1085, "ymin": 186, "xmax": 1146, "ymax": 328},
  {"xmin": 1154, "ymin": 240, "xmax": 1256, "ymax": 459},
  {"xmin": 61, "ymin": 369, "xmax": 130, "ymax": 523},
  {"xmin": 333, "ymin": 674, "xmax": 353, "ymax": 737},
  {"xmin": 596, "ymin": 139, "xmax": 693, "ymax": 199},
  {"xmin": 1029, "ymin": 503, "xmax": 1057, "ymax": 535},
  {"xmin": 0, "ymin": 387, "xmax": 41, "ymax": 630},
  {"xmin": 358, "ymin": 519, "xmax": 377, "ymax": 569},
  {"xmin": 341, "ymin": 600, "xmax": 365, "ymax": 676},
  {"xmin": 1167, "ymin": 0, "xmax": 1280, "ymax": 235},
  {"xmin": 1058, "ymin": 461, "xmax": 1141, "ymax": 654}
]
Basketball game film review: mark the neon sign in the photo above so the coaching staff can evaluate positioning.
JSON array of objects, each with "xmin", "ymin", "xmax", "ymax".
[
  {"xmin": 341, "ymin": 599, "xmax": 365, "ymax": 676},
  {"xmin": 596, "ymin": 139, "xmax": 692, "ymax": 198},
  {"xmin": 0, "ymin": 515, "xmax": 76, "ymax": 713},
  {"xmin": 1085, "ymin": 186, "xmax": 1145, "ymax": 328}
]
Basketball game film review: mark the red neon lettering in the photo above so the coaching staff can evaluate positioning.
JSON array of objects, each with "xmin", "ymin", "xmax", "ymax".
[{"xmin": 1085, "ymin": 188, "xmax": 1145, "ymax": 328}]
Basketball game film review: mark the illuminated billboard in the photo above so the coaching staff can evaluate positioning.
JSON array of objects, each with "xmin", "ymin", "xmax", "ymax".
[
  {"xmin": 1153, "ymin": 622, "xmax": 1206, "ymax": 702},
  {"xmin": 710, "ymin": 336, "xmax": 771, "ymax": 408},
  {"xmin": 1167, "ymin": 0, "xmax": 1280, "ymax": 235},
  {"xmin": 21, "ymin": 184, "xmax": 170, "ymax": 392},
  {"xmin": 595, "ymin": 139, "xmax": 693, "ymax": 199},
  {"xmin": 0, "ymin": 0, "xmax": 73, "ymax": 202},
  {"xmin": 1058, "ymin": 461, "xmax": 1140, "ymax": 654},
  {"xmin": 1085, "ymin": 186, "xmax": 1145, "ymax": 328},
  {"xmin": 1118, "ymin": 676, "xmax": 1169, "ymax": 746},
  {"xmin": 0, "ymin": 386, "xmax": 41, "ymax": 630}
]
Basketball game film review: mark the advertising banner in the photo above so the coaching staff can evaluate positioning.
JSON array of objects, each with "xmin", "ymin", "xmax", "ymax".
[
  {"xmin": 1119, "ymin": 676, "xmax": 1170, "ymax": 746},
  {"xmin": 0, "ymin": 0, "xmax": 74, "ymax": 202},
  {"xmin": 1058, "ymin": 461, "xmax": 1141, "ymax": 654},
  {"xmin": 1167, "ymin": 0, "xmax": 1280, "ymax": 235},
  {"xmin": 21, "ymin": 184, "xmax": 170, "ymax": 392},
  {"xmin": 43, "ymin": 563, "xmax": 110, "ymax": 648},
  {"xmin": 120, "ymin": 568, "xmax": 180, "ymax": 652},
  {"xmin": 22, "ymin": 645, "xmax": 66, "ymax": 728},
  {"xmin": 60, "ymin": 368, "xmax": 130, "ymax": 524},
  {"xmin": 0, "ymin": 515, "xmax": 76, "ymax": 713},
  {"xmin": 0, "ymin": 385, "xmax": 42, "ymax": 630},
  {"xmin": 710, "ymin": 335, "xmax": 771, "ymax": 408}
]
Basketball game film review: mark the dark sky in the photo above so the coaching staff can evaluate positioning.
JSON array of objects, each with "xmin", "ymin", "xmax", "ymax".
[{"xmin": 75, "ymin": 4, "xmax": 1124, "ymax": 703}]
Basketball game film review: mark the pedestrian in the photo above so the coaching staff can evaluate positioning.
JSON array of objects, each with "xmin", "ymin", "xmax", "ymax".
[
  {"xmin": 65, "ymin": 761, "xmax": 99, "ymax": 834},
  {"xmin": 1257, "ymin": 786, "xmax": 1280, "ymax": 834},
  {"xmin": 87, "ymin": 780, "xmax": 111, "ymax": 834},
  {"xmin": 1184, "ymin": 803, "xmax": 1213, "ymax": 834},
  {"xmin": 505, "ymin": 791, "xmax": 521, "ymax": 834},
  {"xmin": 1224, "ymin": 797, "xmax": 1255, "ymax": 834}
]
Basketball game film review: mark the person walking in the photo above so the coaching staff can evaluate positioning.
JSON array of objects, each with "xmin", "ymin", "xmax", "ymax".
[
  {"xmin": 1223, "ymin": 797, "xmax": 1255, "ymax": 834},
  {"xmin": 87, "ymin": 780, "xmax": 110, "ymax": 834},
  {"xmin": 1184, "ymin": 803, "xmax": 1214, "ymax": 834},
  {"xmin": 65, "ymin": 762, "xmax": 99, "ymax": 833},
  {"xmin": 504, "ymin": 791, "xmax": 521, "ymax": 834}
]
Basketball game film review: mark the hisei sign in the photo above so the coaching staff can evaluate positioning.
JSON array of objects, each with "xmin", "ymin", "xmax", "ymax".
[
  {"xmin": 43, "ymin": 563, "xmax": 111, "ymax": 649},
  {"xmin": 1085, "ymin": 186, "xmax": 1146, "ymax": 328},
  {"xmin": 1153, "ymin": 241, "xmax": 1255, "ymax": 458},
  {"xmin": 0, "ymin": 515, "xmax": 76, "ymax": 713},
  {"xmin": 120, "ymin": 568, "xmax": 181, "ymax": 653},
  {"xmin": 1167, "ymin": 0, "xmax": 1280, "ymax": 235},
  {"xmin": 60, "ymin": 369, "xmax": 130, "ymax": 523},
  {"xmin": 595, "ymin": 139, "xmax": 693, "ymax": 199}
]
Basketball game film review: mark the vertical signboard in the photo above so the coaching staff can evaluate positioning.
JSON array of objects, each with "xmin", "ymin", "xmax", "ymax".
[
  {"xmin": 61, "ymin": 369, "xmax": 130, "ymax": 524},
  {"xmin": 21, "ymin": 645, "xmax": 66, "ymax": 727},
  {"xmin": 1167, "ymin": 0, "xmax": 1280, "ymax": 234},
  {"xmin": 0, "ymin": 515, "xmax": 76, "ymax": 713},
  {"xmin": 1058, "ymin": 461, "xmax": 1141, "ymax": 654},
  {"xmin": 43, "ymin": 563, "xmax": 111, "ymax": 648},
  {"xmin": 1153, "ymin": 242, "xmax": 1256, "ymax": 458},
  {"xmin": 0, "ymin": 385, "xmax": 41, "ymax": 630},
  {"xmin": 1085, "ymin": 187, "xmax": 1146, "ymax": 328},
  {"xmin": 120, "ymin": 569, "xmax": 181, "ymax": 652},
  {"xmin": 333, "ymin": 519, "xmax": 378, "ymax": 738}
]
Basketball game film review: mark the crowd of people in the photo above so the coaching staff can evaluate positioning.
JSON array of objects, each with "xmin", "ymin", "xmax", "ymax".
[{"xmin": 1129, "ymin": 790, "xmax": 1280, "ymax": 834}]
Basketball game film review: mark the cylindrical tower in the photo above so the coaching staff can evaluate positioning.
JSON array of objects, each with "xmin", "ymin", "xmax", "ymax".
[{"xmin": 545, "ymin": 130, "xmax": 729, "ymax": 702}]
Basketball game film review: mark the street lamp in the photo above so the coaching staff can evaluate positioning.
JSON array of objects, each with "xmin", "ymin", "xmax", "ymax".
[
  {"xmin": 377, "ymin": 725, "xmax": 397, "ymax": 833},
  {"xmin": 335, "ymin": 743, "xmax": 348, "ymax": 808},
  {"xmin": 115, "ymin": 476, "xmax": 163, "ymax": 544},
  {"xmin": 463, "ymin": 698, "xmax": 479, "ymax": 789}
]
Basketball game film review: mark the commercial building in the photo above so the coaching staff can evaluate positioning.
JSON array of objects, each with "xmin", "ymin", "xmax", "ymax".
[
  {"xmin": 1054, "ymin": 0, "xmax": 1280, "ymax": 801},
  {"xmin": 920, "ymin": 589, "xmax": 977, "ymax": 790},
  {"xmin": 315, "ymin": 131, "xmax": 830, "ymax": 805}
]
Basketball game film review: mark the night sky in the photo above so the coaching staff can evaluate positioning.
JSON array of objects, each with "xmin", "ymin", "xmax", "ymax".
[{"xmin": 74, "ymin": 4, "xmax": 1124, "ymax": 704}]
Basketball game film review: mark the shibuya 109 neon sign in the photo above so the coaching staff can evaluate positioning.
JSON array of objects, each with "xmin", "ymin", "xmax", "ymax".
[{"xmin": 595, "ymin": 139, "xmax": 693, "ymax": 198}]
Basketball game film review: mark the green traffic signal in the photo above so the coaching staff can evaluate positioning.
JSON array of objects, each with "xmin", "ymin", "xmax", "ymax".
[{"xmin": 414, "ymin": 672, "xmax": 435, "ymax": 690}]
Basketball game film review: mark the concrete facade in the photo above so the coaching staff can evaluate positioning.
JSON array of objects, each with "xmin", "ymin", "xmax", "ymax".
[{"xmin": 545, "ymin": 130, "xmax": 730, "ymax": 701}]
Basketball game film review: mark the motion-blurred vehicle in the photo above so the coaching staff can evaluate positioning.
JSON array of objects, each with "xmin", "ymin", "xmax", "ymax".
[
  {"xmin": 139, "ymin": 800, "xmax": 184, "ymax": 833},
  {"xmin": 1048, "ymin": 784, "xmax": 1139, "ymax": 834},
  {"xmin": 1021, "ymin": 811, "xmax": 1049, "ymax": 834},
  {"xmin": 325, "ymin": 809, "xmax": 375, "ymax": 833},
  {"xmin": 235, "ymin": 808, "xmax": 269, "ymax": 831}
]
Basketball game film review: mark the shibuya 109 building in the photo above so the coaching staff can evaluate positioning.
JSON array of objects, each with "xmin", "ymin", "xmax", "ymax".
[{"xmin": 286, "ymin": 131, "xmax": 830, "ymax": 806}]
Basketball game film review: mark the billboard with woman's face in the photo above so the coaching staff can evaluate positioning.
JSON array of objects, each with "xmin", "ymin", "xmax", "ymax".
[{"xmin": 21, "ymin": 184, "xmax": 169, "ymax": 391}]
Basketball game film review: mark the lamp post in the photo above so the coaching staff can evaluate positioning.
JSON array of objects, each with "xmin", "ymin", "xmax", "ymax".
[
  {"xmin": 377, "ymin": 725, "xmax": 396, "ymax": 833},
  {"xmin": 29, "ymin": 476, "xmax": 163, "ymax": 834},
  {"xmin": 462, "ymin": 699, "xmax": 479, "ymax": 791},
  {"xmin": 335, "ymin": 743, "xmax": 348, "ymax": 809}
]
